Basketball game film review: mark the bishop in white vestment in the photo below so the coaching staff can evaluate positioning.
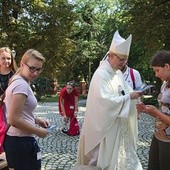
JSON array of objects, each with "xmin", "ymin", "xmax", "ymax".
[{"xmin": 77, "ymin": 30, "xmax": 143, "ymax": 170}]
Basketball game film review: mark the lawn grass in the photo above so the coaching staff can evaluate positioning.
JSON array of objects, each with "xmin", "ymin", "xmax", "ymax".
[
  {"xmin": 39, "ymin": 94, "xmax": 88, "ymax": 102},
  {"xmin": 39, "ymin": 93, "xmax": 157, "ymax": 106},
  {"xmin": 40, "ymin": 94, "xmax": 58, "ymax": 102}
]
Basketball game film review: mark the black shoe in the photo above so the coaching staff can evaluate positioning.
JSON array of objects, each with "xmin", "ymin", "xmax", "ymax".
[{"xmin": 61, "ymin": 128, "xmax": 68, "ymax": 134}]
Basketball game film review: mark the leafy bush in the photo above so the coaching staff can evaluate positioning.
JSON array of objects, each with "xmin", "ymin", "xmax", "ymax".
[
  {"xmin": 143, "ymin": 96, "xmax": 158, "ymax": 107},
  {"xmin": 31, "ymin": 77, "xmax": 55, "ymax": 100}
]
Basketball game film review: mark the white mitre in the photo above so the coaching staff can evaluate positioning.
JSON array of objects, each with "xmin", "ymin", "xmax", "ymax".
[{"xmin": 109, "ymin": 30, "xmax": 132, "ymax": 59}]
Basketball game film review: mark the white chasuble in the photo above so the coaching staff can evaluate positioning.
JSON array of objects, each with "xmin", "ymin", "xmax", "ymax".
[{"xmin": 77, "ymin": 59, "xmax": 143, "ymax": 170}]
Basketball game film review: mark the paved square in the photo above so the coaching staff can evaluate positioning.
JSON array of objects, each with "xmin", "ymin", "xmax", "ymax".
[{"xmin": 35, "ymin": 101, "xmax": 154, "ymax": 170}]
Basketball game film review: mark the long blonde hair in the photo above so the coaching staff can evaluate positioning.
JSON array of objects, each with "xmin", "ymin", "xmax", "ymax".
[{"xmin": 0, "ymin": 47, "xmax": 17, "ymax": 72}]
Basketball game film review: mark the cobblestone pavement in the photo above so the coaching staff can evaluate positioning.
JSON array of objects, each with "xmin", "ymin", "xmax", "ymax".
[{"xmin": 35, "ymin": 101, "xmax": 155, "ymax": 170}]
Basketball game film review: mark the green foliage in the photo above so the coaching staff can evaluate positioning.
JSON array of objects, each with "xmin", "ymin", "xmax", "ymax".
[
  {"xmin": 115, "ymin": 0, "xmax": 169, "ymax": 90},
  {"xmin": 32, "ymin": 76, "xmax": 55, "ymax": 100},
  {"xmin": 40, "ymin": 94, "xmax": 59, "ymax": 102},
  {"xmin": 117, "ymin": 0, "xmax": 169, "ymax": 58},
  {"xmin": 0, "ymin": 0, "xmax": 169, "ymax": 86},
  {"xmin": 68, "ymin": 0, "xmax": 118, "ymax": 83},
  {"xmin": 0, "ymin": 0, "xmax": 77, "ymax": 79},
  {"xmin": 143, "ymin": 96, "xmax": 158, "ymax": 107}
]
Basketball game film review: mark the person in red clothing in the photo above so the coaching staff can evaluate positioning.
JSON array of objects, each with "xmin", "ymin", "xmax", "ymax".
[{"xmin": 59, "ymin": 81, "xmax": 79, "ymax": 134}]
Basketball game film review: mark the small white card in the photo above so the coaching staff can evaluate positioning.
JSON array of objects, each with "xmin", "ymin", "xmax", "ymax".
[
  {"xmin": 37, "ymin": 151, "xmax": 42, "ymax": 160},
  {"xmin": 135, "ymin": 83, "xmax": 153, "ymax": 92},
  {"xmin": 47, "ymin": 125, "xmax": 57, "ymax": 133}
]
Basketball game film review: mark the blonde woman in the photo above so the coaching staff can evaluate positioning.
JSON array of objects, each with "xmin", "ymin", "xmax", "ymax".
[
  {"xmin": 0, "ymin": 47, "xmax": 17, "ymax": 154},
  {"xmin": 3, "ymin": 49, "xmax": 49, "ymax": 170},
  {"xmin": 0, "ymin": 47, "xmax": 17, "ymax": 104}
]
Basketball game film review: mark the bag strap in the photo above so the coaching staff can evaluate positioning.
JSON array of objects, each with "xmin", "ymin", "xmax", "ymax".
[{"xmin": 129, "ymin": 68, "xmax": 136, "ymax": 89}]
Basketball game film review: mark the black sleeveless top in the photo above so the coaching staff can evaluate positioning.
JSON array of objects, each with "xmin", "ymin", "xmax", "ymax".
[{"xmin": 0, "ymin": 71, "xmax": 14, "ymax": 96}]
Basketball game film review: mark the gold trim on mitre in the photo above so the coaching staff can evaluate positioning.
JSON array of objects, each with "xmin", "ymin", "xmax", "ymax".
[{"xmin": 109, "ymin": 30, "xmax": 132, "ymax": 59}]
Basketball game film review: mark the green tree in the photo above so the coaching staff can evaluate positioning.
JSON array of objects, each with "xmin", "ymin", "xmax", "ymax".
[
  {"xmin": 68, "ymin": 0, "xmax": 118, "ymax": 84},
  {"xmin": 117, "ymin": 0, "xmax": 169, "ymax": 93},
  {"xmin": 0, "ymin": 0, "xmax": 77, "ymax": 78}
]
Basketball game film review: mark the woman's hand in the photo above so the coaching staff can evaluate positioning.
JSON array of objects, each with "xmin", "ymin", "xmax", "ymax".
[
  {"xmin": 130, "ymin": 91, "xmax": 143, "ymax": 100},
  {"xmin": 35, "ymin": 118, "xmax": 49, "ymax": 128},
  {"xmin": 136, "ymin": 103, "xmax": 158, "ymax": 118},
  {"xmin": 36, "ymin": 127, "xmax": 49, "ymax": 138}
]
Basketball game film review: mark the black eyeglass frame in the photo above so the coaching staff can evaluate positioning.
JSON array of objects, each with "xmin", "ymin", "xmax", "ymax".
[{"xmin": 25, "ymin": 63, "xmax": 43, "ymax": 73}]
